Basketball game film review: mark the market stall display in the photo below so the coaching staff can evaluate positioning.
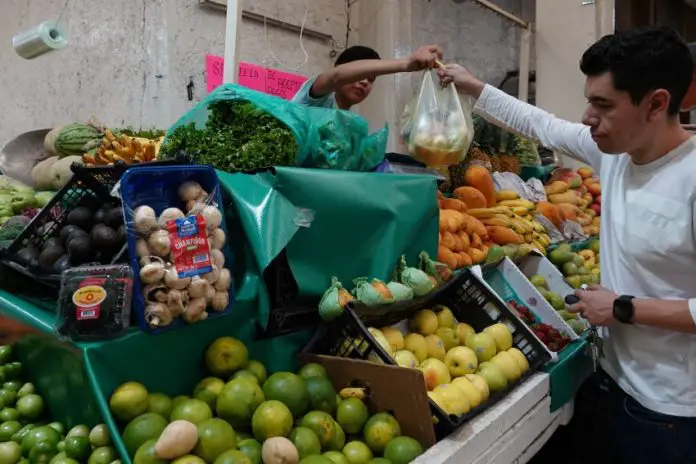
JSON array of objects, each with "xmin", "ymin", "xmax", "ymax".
[{"xmin": 104, "ymin": 336, "xmax": 426, "ymax": 464}]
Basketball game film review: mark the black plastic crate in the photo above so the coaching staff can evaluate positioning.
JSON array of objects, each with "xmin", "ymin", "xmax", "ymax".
[
  {"xmin": 71, "ymin": 157, "xmax": 186, "ymax": 193},
  {"xmin": 1, "ymin": 169, "xmax": 127, "ymax": 290},
  {"xmin": 258, "ymin": 249, "xmax": 321, "ymax": 337},
  {"xmin": 302, "ymin": 268, "xmax": 551, "ymax": 438}
]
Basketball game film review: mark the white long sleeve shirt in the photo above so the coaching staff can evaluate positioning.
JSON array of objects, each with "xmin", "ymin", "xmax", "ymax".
[{"xmin": 474, "ymin": 84, "xmax": 696, "ymax": 417}]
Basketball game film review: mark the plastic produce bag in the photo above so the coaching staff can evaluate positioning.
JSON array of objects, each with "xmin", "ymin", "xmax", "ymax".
[
  {"xmin": 160, "ymin": 84, "xmax": 387, "ymax": 173},
  {"xmin": 404, "ymin": 71, "xmax": 474, "ymax": 167}
]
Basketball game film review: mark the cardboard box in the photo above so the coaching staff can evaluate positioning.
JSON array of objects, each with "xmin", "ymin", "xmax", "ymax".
[{"xmin": 300, "ymin": 353, "xmax": 437, "ymax": 448}]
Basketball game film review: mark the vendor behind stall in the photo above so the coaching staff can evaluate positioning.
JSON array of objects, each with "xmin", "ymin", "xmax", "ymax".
[{"xmin": 292, "ymin": 44, "xmax": 443, "ymax": 111}]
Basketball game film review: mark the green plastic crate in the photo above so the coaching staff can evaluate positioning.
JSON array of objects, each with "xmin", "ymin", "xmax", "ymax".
[{"xmin": 543, "ymin": 333, "xmax": 593, "ymax": 411}]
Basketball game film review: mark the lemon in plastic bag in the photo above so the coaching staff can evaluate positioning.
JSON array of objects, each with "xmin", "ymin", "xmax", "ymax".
[{"xmin": 406, "ymin": 70, "xmax": 474, "ymax": 167}]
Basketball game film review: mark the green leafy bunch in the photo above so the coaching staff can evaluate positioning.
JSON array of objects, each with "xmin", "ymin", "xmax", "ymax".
[{"xmin": 159, "ymin": 100, "xmax": 298, "ymax": 172}]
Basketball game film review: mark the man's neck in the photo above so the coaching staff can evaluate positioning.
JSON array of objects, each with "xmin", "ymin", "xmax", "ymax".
[
  {"xmin": 335, "ymin": 94, "xmax": 352, "ymax": 111},
  {"xmin": 630, "ymin": 122, "xmax": 692, "ymax": 165}
]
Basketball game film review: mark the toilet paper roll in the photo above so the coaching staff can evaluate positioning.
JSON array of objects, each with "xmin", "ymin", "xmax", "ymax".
[{"xmin": 12, "ymin": 20, "xmax": 68, "ymax": 60}]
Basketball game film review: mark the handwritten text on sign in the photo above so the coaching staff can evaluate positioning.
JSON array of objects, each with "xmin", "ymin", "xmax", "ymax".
[{"xmin": 205, "ymin": 54, "xmax": 307, "ymax": 100}]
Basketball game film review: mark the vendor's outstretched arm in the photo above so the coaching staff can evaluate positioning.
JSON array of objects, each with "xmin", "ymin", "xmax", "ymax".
[
  {"xmin": 310, "ymin": 45, "xmax": 443, "ymax": 98},
  {"xmin": 438, "ymin": 64, "xmax": 603, "ymax": 170}
]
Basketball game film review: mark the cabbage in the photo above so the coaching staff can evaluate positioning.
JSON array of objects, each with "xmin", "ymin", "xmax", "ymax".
[{"xmin": 34, "ymin": 191, "xmax": 55, "ymax": 208}]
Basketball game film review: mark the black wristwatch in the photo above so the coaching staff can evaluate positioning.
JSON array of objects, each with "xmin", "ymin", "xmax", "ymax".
[{"xmin": 613, "ymin": 295, "xmax": 635, "ymax": 324}]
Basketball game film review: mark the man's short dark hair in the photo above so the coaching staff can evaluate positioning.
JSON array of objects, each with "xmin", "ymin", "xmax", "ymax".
[
  {"xmin": 335, "ymin": 46, "xmax": 381, "ymax": 66},
  {"xmin": 579, "ymin": 26, "xmax": 694, "ymax": 115}
]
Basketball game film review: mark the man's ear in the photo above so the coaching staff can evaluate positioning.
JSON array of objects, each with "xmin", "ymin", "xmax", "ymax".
[{"xmin": 647, "ymin": 89, "xmax": 671, "ymax": 119}]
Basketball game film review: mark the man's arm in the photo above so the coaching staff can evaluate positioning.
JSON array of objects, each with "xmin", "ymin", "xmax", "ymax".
[
  {"xmin": 438, "ymin": 65, "xmax": 604, "ymax": 171},
  {"xmin": 310, "ymin": 45, "xmax": 443, "ymax": 98},
  {"xmin": 633, "ymin": 299, "xmax": 696, "ymax": 334}
]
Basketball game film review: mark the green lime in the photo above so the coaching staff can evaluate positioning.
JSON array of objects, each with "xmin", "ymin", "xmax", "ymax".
[
  {"xmin": 0, "ymin": 421, "xmax": 21, "ymax": 442},
  {"xmin": 299, "ymin": 457, "xmax": 333, "ymax": 464},
  {"xmin": 147, "ymin": 393, "xmax": 172, "ymax": 420},
  {"xmin": 16, "ymin": 395, "xmax": 44, "ymax": 421},
  {"xmin": 383, "ymin": 436, "xmax": 424, "ymax": 464},
  {"xmin": 172, "ymin": 456, "xmax": 206, "ymax": 464},
  {"xmin": 0, "ymin": 441, "xmax": 20, "ymax": 464},
  {"xmin": 88, "ymin": 425, "xmax": 111, "ymax": 448},
  {"xmin": 288, "ymin": 427, "xmax": 321, "ymax": 459},
  {"xmin": 327, "ymin": 421, "xmax": 345, "ymax": 452},
  {"xmin": 65, "ymin": 426, "xmax": 89, "ymax": 439},
  {"xmin": 3, "ymin": 363, "xmax": 21, "ymax": 381},
  {"xmin": 367, "ymin": 459, "xmax": 392, "ymax": 464},
  {"xmin": 11, "ymin": 424, "xmax": 35, "ymax": 444},
  {"xmin": 342, "ymin": 441, "xmax": 373, "ymax": 464},
  {"xmin": 55, "ymin": 443, "xmax": 64, "ymax": 453},
  {"xmin": 87, "ymin": 447, "xmax": 116, "ymax": 464},
  {"xmin": 28, "ymin": 440, "xmax": 58, "ymax": 464},
  {"xmin": 262, "ymin": 373, "xmax": 309, "ymax": 417},
  {"xmin": 64, "ymin": 436, "xmax": 90, "ymax": 461},
  {"xmin": 20, "ymin": 426, "xmax": 60, "ymax": 457},
  {"xmin": 193, "ymin": 378, "xmax": 225, "ymax": 410},
  {"xmin": 2, "ymin": 384, "xmax": 20, "ymax": 394},
  {"xmin": 362, "ymin": 413, "xmax": 401, "ymax": 455},
  {"xmin": 16, "ymin": 384, "xmax": 34, "ymax": 399},
  {"xmin": 236, "ymin": 439, "xmax": 261, "ymax": 464},
  {"xmin": 305, "ymin": 377, "xmax": 337, "ymax": 415},
  {"xmin": 230, "ymin": 371, "xmax": 258, "ymax": 386},
  {"xmin": 299, "ymin": 411, "xmax": 338, "ymax": 449},
  {"xmin": 251, "ymin": 401, "xmax": 293, "ymax": 442},
  {"xmin": 0, "ymin": 409, "xmax": 20, "ymax": 423},
  {"xmin": 121, "ymin": 413, "xmax": 168, "ymax": 457},
  {"xmin": 109, "ymin": 383, "xmax": 149, "ymax": 423},
  {"xmin": 0, "ymin": 370, "xmax": 5, "ymax": 386},
  {"xmin": 298, "ymin": 363, "xmax": 327, "ymax": 380},
  {"xmin": 336, "ymin": 399, "xmax": 369, "ymax": 435},
  {"xmin": 0, "ymin": 347, "xmax": 13, "ymax": 365},
  {"xmin": 49, "ymin": 452, "xmax": 67, "ymax": 464},
  {"xmin": 212, "ymin": 450, "xmax": 251, "ymax": 464},
  {"xmin": 322, "ymin": 451, "xmax": 350, "ymax": 464},
  {"xmin": 245, "ymin": 361, "xmax": 267, "ymax": 384},
  {"xmin": 132, "ymin": 440, "xmax": 166, "ymax": 464},
  {"xmin": 192, "ymin": 418, "xmax": 237, "ymax": 463},
  {"xmin": 46, "ymin": 423, "xmax": 64, "ymax": 437},
  {"xmin": 170, "ymin": 399, "xmax": 212, "ymax": 425},
  {"xmin": 0, "ymin": 391, "xmax": 16, "ymax": 408},
  {"xmin": 171, "ymin": 396, "xmax": 190, "ymax": 411}
]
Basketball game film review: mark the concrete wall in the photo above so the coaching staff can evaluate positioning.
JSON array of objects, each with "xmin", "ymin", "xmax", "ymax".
[{"xmin": 0, "ymin": 0, "xmax": 534, "ymax": 149}]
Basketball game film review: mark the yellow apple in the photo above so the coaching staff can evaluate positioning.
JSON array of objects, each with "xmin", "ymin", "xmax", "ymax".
[
  {"xmin": 425, "ymin": 334, "xmax": 446, "ymax": 360},
  {"xmin": 451, "ymin": 376, "xmax": 482, "ymax": 409},
  {"xmin": 490, "ymin": 351, "xmax": 522, "ymax": 382},
  {"xmin": 404, "ymin": 333, "xmax": 428, "ymax": 363},
  {"xmin": 507, "ymin": 348, "xmax": 530, "ymax": 374},
  {"xmin": 483, "ymin": 323, "xmax": 513, "ymax": 352},
  {"xmin": 435, "ymin": 327, "xmax": 460, "ymax": 351},
  {"xmin": 435, "ymin": 305, "xmax": 457, "ymax": 328},
  {"xmin": 465, "ymin": 332, "xmax": 497, "ymax": 363},
  {"xmin": 433, "ymin": 384, "xmax": 470, "ymax": 415},
  {"xmin": 380, "ymin": 326, "xmax": 405, "ymax": 352},
  {"xmin": 367, "ymin": 327, "xmax": 393, "ymax": 363},
  {"xmin": 443, "ymin": 346, "xmax": 478, "ymax": 377},
  {"xmin": 455, "ymin": 322, "xmax": 476, "ymax": 346},
  {"xmin": 419, "ymin": 358, "xmax": 451, "ymax": 390},
  {"xmin": 477, "ymin": 362, "xmax": 509, "ymax": 392},
  {"xmin": 465, "ymin": 374, "xmax": 490, "ymax": 402},
  {"xmin": 394, "ymin": 350, "xmax": 418, "ymax": 369},
  {"xmin": 409, "ymin": 309, "xmax": 439, "ymax": 336}
]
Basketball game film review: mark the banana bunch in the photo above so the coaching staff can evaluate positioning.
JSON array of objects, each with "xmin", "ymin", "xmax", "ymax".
[{"xmin": 471, "ymin": 190, "xmax": 551, "ymax": 254}]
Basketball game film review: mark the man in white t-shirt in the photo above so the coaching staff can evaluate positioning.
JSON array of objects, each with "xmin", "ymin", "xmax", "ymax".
[{"xmin": 439, "ymin": 26, "xmax": 696, "ymax": 463}]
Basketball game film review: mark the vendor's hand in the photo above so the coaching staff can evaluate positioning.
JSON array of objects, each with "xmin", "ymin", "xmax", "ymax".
[
  {"xmin": 407, "ymin": 45, "xmax": 444, "ymax": 72},
  {"xmin": 437, "ymin": 63, "xmax": 485, "ymax": 97},
  {"xmin": 567, "ymin": 284, "xmax": 619, "ymax": 326}
]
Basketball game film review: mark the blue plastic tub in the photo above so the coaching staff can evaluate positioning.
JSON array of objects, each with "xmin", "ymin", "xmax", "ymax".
[{"xmin": 120, "ymin": 165, "xmax": 235, "ymax": 333}]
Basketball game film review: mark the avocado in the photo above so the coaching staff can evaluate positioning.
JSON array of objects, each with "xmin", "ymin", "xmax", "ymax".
[
  {"xmin": 59, "ymin": 225, "xmax": 83, "ymax": 245},
  {"xmin": 38, "ymin": 245, "xmax": 65, "ymax": 272},
  {"xmin": 14, "ymin": 247, "xmax": 39, "ymax": 267},
  {"xmin": 549, "ymin": 248, "xmax": 574, "ymax": 265},
  {"xmin": 66, "ymin": 229, "xmax": 89, "ymax": 249},
  {"xmin": 42, "ymin": 237, "xmax": 62, "ymax": 252},
  {"xmin": 116, "ymin": 224, "xmax": 126, "ymax": 243},
  {"xmin": 67, "ymin": 235, "xmax": 92, "ymax": 265},
  {"xmin": 103, "ymin": 207, "xmax": 124, "ymax": 228},
  {"xmin": 93, "ymin": 207, "xmax": 109, "ymax": 225},
  {"xmin": 67, "ymin": 207, "xmax": 93, "ymax": 230},
  {"xmin": 53, "ymin": 255, "xmax": 72, "ymax": 274},
  {"xmin": 90, "ymin": 224, "xmax": 120, "ymax": 251}
]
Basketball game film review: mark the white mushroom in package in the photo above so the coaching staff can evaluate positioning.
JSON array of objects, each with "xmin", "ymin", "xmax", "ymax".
[{"xmin": 131, "ymin": 180, "xmax": 232, "ymax": 329}]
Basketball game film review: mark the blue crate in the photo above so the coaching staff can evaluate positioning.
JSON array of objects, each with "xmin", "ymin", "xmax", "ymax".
[{"xmin": 120, "ymin": 165, "xmax": 235, "ymax": 333}]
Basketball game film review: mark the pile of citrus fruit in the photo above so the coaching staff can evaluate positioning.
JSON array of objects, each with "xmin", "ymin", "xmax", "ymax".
[
  {"xmin": 363, "ymin": 305, "xmax": 531, "ymax": 417},
  {"xmin": 108, "ymin": 336, "xmax": 426, "ymax": 464},
  {"xmin": 0, "ymin": 343, "xmax": 115, "ymax": 464}
]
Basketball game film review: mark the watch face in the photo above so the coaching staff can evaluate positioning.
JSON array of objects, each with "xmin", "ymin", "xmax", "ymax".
[{"xmin": 614, "ymin": 296, "xmax": 634, "ymax": 323}]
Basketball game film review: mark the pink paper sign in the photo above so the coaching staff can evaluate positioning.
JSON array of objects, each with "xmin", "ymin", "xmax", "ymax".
[
  {"xmin": 205, "ymin": 54, "xmax": 224, "ymax": 93},
  {"xmin": 205, "ymin": 54, "xmax": 307, "ymax": 99},
  {"xmin": 264, "ymin": 68, "xmax": 308, "ymax": 100},
  {"xmin": 238, "ymin": 62, "xmax": 266, "ymax": 92}
]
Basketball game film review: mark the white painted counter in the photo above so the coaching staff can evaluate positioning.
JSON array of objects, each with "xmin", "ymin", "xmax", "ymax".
[{"xmin": 415, "ymin": 373, "xmax": 565, "ymax": 464}]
